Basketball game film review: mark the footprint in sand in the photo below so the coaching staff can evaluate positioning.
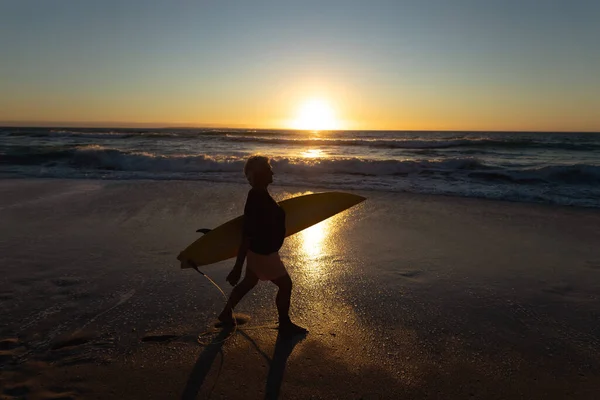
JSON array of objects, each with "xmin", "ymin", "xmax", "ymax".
[
  {"xmin": 0, "ymin": 292, "xmax": 13, "ymax": 300},
  {"xmin": 141, "ymin": 334, "xmax": 180, "ymax": 343},
  {"xmin": 38, "ymin": 389, "xmax": 79, "ymax": 400},
  {"xmin": 0, "ymin": 338, "xmax": 21, "ymax": 350},
  {"xmin": 51, "ymin": 277, "xmax": 82, "ymax": 287},
  {"xmin": 141, "ymin": 334, "xmax": 202, "ymax": 345},
  {"xmin": 542, "ymin": 284, "xmax": 575, "ymax": 296},
  {"xmin": 0, "ymin": 338, "xmax": 27, "ymax": 365},
  {"xmin": 2, "ymin": 383, "xmax": 31, "ymax": 398},
  {"xmin": 397, "ymin": 270, "xmax": 423, "ymax": 279},
  {"xmin": 586, "ymin": 261, "xmax": 600, "ymax": 270},
  {"xmin": 48, "ymin": 331, "xmax": 116, "ymax": 368},
  {"xmin": 3, "ymin": 381, "xmax": 79, "ymax": 400},
  {"xmin": 51, "ymin": 334, "xmax": 93, "ymax": 351}
]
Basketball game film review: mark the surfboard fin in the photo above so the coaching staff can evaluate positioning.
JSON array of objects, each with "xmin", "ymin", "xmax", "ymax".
[{"xmin": 196, "ymin": 228, "xmax": 212, "ymax": 234}]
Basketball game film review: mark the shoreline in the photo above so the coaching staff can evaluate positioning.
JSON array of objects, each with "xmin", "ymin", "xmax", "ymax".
[{"xmin": 2, "ymin": 175, "xmax": 600, "ymax": 212}]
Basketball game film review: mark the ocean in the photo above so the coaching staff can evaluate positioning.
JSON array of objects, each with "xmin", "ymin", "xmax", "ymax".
[{"xmin": 1, "ymin": 127, "xmax": 599, "ymax": 207}]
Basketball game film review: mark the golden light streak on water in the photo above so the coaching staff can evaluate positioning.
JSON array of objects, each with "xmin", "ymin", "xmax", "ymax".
[{"xmin": 301, "ymin": 149, "xmax": 324, "ymax": 158}]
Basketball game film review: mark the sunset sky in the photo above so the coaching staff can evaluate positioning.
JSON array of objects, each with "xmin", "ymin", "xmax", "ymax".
[{"xmin": 1, "ymin": 0, "xmax": 599, "ymax": 131}]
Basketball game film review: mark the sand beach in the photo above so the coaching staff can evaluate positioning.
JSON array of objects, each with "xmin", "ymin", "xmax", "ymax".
[{"xmin": 1, "ymin": 178, "xmax": 599, "ymax": 399}]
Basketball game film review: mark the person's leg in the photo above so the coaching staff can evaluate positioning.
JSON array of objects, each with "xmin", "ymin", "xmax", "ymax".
[
  {"xmin": 272, "ymin": 274, "xmax": 307, "ymax": 337},
  {"xmin": 272, "ymin": 274, "xmax": 292, "ymax": 322},
  {"xmin": 219, "ymin": 268, "xmax": 259, "ymax": 322}
]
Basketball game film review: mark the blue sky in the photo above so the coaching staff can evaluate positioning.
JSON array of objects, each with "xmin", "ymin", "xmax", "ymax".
[{"xmin": 1, "ymin": 0, "xmax": 599, "ymax": 130}]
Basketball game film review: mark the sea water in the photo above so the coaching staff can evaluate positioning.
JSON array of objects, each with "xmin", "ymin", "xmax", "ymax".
[{"xmin": 1, "ymin": 128, "xmax": 599, "ymax": 207}]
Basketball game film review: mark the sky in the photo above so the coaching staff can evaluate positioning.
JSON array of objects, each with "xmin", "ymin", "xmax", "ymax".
[{"xmin": 1, "ymin": 0, "xmax": 599, "ymax": 131}]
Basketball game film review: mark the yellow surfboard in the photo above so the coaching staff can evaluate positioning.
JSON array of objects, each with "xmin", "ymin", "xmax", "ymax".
[{"xmin": 177, "ymin": 191, "xmax": 365, "ymax": 268}]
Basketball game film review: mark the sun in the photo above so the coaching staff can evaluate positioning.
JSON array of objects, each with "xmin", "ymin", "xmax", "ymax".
[{"xmin": 291, "ymin": 99, "xmax": 339, "ymax": 131}]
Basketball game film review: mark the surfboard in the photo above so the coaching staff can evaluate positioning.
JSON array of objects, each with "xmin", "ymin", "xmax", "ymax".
[{"xmin": 177, "ymin": 191, "xmax": 365, "ymax": 268}]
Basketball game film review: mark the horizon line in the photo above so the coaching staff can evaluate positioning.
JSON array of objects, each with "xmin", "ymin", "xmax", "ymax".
[{"xmin": 0, "ymin": 121, "xmax": 599, "ymax": 134}]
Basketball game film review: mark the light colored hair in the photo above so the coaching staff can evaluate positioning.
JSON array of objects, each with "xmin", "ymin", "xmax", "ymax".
[{"xmin": 244, "ymin": 155, "xmax": 270, "ymax": 185}]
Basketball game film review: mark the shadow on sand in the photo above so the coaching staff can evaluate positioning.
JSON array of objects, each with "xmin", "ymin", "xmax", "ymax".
[
  {"xmin": 180, "ymin": 327, "xmax": 233, "ymax": 400},
  {"xmin": 263, "ymin": 334, "xmax": 304, "ymax": 400},
  {"xmin": 180, "ymin": 327, "xmax": 304, "ymax": 400}
]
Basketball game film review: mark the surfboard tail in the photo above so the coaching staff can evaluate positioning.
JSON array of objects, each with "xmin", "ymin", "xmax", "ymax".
[
  {"xmin": 179, "ymin": 259, "xmax": 198, "ymax": 269},
  {"xmin": 177, "ymin": 252, "xmax": 190, "ymax": 269}
]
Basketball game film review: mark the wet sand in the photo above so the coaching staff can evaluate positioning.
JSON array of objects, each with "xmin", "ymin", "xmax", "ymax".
[{"xmin": 1, "ymin": 179, "xmax": 600, "ymax": 399}]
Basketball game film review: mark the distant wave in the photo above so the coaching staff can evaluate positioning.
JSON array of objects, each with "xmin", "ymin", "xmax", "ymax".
[
  {"xmin": 223, "ymin": 135, "xmax": 600, "ymax": 152},
  {"xmin": 3, "ymin": 128, "xmax": 598, "ymax": 152},
  {"xmin": 5, "ymin": 129, "xmax": 206, "ymax": 140},
  {"xmin": 3, "ymin": 145, "xmax": 600, "ymax": 186},
  {"xmin": 3, "ymin": 128, "xmax": 272, "ymax": 140}
]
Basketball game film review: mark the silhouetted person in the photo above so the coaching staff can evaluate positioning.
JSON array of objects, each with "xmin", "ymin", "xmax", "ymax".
[{"xmin": 218, "ymin": 155, "xmax": 307, "ymax": 338}]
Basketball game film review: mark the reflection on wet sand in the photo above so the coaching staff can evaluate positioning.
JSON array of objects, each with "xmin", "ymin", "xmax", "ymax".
[
  {"xmin": 286, "ymin": 210, "xmax": 365, "ymax": 330},
  {"xmin": 284, "ymin": 207, "xmax": 353, "ymax": 284},
  {"xmin": 298, "ymin": 218, "xmax": 330, "ymax": 277}
]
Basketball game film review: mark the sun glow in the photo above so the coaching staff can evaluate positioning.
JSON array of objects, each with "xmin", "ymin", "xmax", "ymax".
[{"xmin": 291, "ymin": 99, "xmax": 339, "ymax": 131}]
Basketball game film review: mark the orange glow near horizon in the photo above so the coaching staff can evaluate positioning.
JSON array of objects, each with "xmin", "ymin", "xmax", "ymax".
[{"xmin": 3, "ymin": 84, "xmax": 600, "ymax": 132}]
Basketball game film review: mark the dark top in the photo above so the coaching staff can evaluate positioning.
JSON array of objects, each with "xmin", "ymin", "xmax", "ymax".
[{"xmin": 243, "ymin": 188, "xmax": 286, "ymax": 255}]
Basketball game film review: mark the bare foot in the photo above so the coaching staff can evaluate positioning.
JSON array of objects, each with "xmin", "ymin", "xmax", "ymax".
[
  {"xmin": 218, "ymin": 309, "xmax": 234, "ymax": 324},
  {"xmin": 279, "ymin": 321, "xmax": 308, "ymax": 338}
]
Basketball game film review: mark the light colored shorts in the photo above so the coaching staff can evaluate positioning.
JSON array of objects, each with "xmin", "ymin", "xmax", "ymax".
[{"xmin": 246, "ymin": 251, "xmax": 288, "ymax": 281}]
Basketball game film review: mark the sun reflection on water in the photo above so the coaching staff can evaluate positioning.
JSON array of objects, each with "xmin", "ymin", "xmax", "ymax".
[{"xmin": 301, "ymin": 149, "xmax": 324, "ymax": 158}]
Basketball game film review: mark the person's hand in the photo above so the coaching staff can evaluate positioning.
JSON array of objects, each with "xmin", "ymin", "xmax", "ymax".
[{"xmin": 226, "ymin": 264, "xmax": 242, "ymax": 286}]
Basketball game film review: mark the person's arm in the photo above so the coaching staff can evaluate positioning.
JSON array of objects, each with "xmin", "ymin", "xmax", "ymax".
[
  {"xmin": 234, "ymin": 235, "xmax": 250, "ymax": 267},
  {"xmin": 226, "ymin": 190, "xmax": 259, "ymax": 285},
  {"xmin": 226, "ymin": 234, "xmax": 249, "ymax": 285}
]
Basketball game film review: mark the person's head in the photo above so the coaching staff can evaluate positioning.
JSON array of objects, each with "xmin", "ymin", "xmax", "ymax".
[{"xmin": 244, "ymin": 155, "xmax": 274, "ymax": 188}]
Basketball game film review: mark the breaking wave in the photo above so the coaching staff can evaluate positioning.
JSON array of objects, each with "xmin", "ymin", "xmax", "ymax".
[{"xmin": 3, "ymin": 145, "xmax": 600, "ymax": 185}]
